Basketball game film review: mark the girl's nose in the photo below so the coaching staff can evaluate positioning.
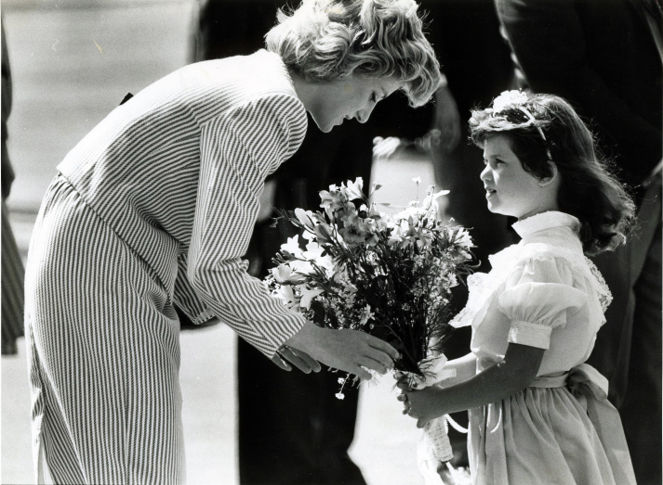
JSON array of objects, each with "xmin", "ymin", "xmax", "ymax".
[{"xmin": 480, "ymin": 165, "xmax": 491, "ymax": 182}]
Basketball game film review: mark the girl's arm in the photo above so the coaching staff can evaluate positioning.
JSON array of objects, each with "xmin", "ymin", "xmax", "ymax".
[
  {"xmin": 401, "ymin": 343, "xmax": 545, "ymax": 427},
  {"xmin": 433, "ymin": 352, "xmax": 478, "ymax": 388}
]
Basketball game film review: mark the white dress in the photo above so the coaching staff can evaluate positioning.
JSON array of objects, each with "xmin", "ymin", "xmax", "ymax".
[{"xmin": 451, "ymin": 211, "xmax": 635, "ymax": 485}]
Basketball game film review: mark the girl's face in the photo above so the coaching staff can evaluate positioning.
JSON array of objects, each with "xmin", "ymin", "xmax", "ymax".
[
  {"xmin": 480, "ymin": 134, "xmax": 559, "ymax": 220},
  {"xmin": 309, "ymin": 75, "xmax": 402, "ymax": 133}
]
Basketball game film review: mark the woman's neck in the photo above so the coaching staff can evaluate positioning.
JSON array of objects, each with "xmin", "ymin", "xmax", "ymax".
[{"xmin": 288, "ymin": 69, "xmax": 316, "ymax": 113}]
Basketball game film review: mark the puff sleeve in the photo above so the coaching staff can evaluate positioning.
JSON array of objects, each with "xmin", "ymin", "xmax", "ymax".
[{"xmin": 498, "ymin": 255, "xmax": 587, "ymax": 349}]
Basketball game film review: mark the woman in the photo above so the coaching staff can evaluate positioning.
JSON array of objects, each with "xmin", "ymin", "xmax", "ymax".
[{"xmin": 24, "ymin": 0, "xmax": 441, "ymax": 483}]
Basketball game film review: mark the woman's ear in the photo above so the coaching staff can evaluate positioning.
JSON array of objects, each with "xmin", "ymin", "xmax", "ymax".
[{"xmin": 538, "ymin": 161, "xmax": 558, "ymax": 187}]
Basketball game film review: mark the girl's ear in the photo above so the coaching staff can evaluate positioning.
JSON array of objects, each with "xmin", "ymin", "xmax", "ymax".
[{"xmin": 538, "ymin": 161, "xmax": 558, "ymax": 187}]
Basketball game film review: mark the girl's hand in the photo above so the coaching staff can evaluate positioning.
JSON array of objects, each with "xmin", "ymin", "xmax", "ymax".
[{"xmin": 398, "ymin": 385, "xmax": 447, "ymax": 428}]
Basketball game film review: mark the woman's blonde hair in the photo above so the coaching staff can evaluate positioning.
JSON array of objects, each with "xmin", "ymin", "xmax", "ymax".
[{"xmin": 265, "ymin": 0, "xmax": 441, "ymax": 107}]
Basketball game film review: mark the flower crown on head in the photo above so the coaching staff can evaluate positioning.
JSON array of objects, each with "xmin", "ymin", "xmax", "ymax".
[{"xmin": 490, "ymin": 90, "xmax": 552, "ymax": 160}]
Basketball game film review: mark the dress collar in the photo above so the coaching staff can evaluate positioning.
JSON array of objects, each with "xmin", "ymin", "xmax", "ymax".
[
  {"xmin": 512, "ymin": 211, "xmax": 580, "ymax": 239},
  {"xmin": 258, "ymin": 49, "xmax": 297, "ymax": 94}
]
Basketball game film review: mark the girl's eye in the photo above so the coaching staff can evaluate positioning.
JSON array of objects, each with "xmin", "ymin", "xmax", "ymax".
[
  {"xmin": 370, "ymin": 92, "xmax": 378, "ymax": 103},
  {"xmin": 483, "ymin": 158, "xmax": 506, "ymax": 168}
]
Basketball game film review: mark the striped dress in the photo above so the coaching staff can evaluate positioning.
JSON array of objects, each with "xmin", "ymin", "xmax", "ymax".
[{"xmin": 24, "ymin": 50, "xmax": 308, "ymax": 484}]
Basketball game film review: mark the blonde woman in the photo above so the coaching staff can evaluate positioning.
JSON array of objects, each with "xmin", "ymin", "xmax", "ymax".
[{"xmin": 24, "ymin": 1, "xmax": 441, "ymax": 483}]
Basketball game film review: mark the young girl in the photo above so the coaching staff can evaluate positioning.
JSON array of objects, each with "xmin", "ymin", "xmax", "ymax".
[{"xmin": 398, "ymin": 90, "xmax": 637, "ymax": 484}]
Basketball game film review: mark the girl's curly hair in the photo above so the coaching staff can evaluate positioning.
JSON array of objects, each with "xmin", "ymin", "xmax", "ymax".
[
  {"xmin": 469, "ymin": 92, "xmax": 635, "ymax": 255},
  {"xmin": 265, "ymin": 0, "xmax": 441, "ymax": 107}
]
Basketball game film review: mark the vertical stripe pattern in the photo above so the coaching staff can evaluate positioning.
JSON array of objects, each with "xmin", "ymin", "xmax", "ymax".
[
  {"xmin": 26, "ymin": 176, "xmax": 184, "ymax": 484},
  {"xmin": 57, "ymin": 50, "xmax": 308, "ymax": 356},
  {"xmin": 24, "ymin": 51, "xmax": 308, "ymax": 483}
]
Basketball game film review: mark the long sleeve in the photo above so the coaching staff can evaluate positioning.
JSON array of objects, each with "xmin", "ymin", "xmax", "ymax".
[
  {"xmin": 496, "ymin": 0, "xmax": 662, "ymax": 186},
  {"xmin": 188, "ymin": 92, "xmax": 308, "ymax": 357}
]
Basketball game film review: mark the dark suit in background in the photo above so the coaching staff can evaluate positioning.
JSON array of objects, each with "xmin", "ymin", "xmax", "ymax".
[
  {"xmin": 1, "ymin": 19, "xmax": 25, "ymax": 356},
  {"xmin": 495, "ymin": 1, "xmax": 662, "ymax": 482}
]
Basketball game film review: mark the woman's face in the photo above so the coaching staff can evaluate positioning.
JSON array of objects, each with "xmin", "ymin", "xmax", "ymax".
[
  {"xmin": 309, "ymin": 75, "xmax": 402, "ymax": 133},
  {"xmin": 480, "ymin": 134, "xmax": 558, "ymax": 220}
]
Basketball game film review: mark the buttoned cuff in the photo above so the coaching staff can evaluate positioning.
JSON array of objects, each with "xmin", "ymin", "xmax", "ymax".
[{"xmin": 508, "ymin": 321, "xmax": 552, "ymax": 349}]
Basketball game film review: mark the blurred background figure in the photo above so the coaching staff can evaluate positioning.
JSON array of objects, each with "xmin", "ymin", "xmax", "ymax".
[
  {"xmin": 370, "ymin": 0, "xmax": 516, "ymax": 468},
  {"xmin": 495, "ymin": 0, "xmax": 662, "ymax": 483},
  {"xmin": 1, "ymin": 19, "xmax": 25, "ymax": 356},
  {"xmin": 191, "ymin": 1, "xmax": 379, "ymax": 483}
]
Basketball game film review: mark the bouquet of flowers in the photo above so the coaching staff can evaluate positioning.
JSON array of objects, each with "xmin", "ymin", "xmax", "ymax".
[
  {"xmin": 266, "ymin": 177, "xmax": 473, "ymax": 384},
  {"xmin": 266, "ymin": 177, "xmax": 473, "ymax": 477}
]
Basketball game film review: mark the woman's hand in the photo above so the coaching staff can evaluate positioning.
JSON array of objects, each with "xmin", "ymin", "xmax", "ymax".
[
  {"xmin": 285, "ymin": 322, "xmax": 399, "ymax": 380},
  {"xmin": 271, "ymin": 345, "xmax": 322, "ymax": 374}
]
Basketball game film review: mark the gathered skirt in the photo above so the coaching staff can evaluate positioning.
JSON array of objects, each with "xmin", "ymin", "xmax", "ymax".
[
  {"xmin": 468, "ymin": 379, "xmax": 635, "ymax": 485},
  {"xmin": 24, "ymin": 175, "xmax": 185, "ymax": 484}
]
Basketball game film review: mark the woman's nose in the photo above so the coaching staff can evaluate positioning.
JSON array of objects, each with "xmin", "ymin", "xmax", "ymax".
[{"xmin": 357, "ymin": 104, "xmax": 375, "ymax": 124}]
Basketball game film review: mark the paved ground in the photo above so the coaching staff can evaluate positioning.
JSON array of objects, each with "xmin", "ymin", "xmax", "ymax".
[{"xmin": 1, "ymin": 1, "xmax": 439, "ymax": 484}]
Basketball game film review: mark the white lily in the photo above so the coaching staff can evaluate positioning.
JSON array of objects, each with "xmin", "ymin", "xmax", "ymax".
[
  {"xmin": 300, "ymin": 286, "xmax": 324, "ymax": 309},
  {"xmin": 345, "ymin": 177, "xmax": 364, "ymax": 200},
  {"xmin": 280, "ymin": 236, "xmax": 303, "ymax": 258}
]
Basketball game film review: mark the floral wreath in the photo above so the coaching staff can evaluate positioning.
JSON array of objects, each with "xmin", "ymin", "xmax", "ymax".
[{"xmin": 490, "ymin": 90, "xmax": 552, "ymax": 160}]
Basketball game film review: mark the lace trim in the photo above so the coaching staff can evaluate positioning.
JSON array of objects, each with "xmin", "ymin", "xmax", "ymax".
[{"xmin": 584, "ymin": 257, "xmax": 613, "ymax": 313}]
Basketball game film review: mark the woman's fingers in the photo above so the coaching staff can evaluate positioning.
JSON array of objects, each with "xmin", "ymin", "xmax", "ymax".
[
  {"xmin": 276, "ymin": 345, "xmax": 321, "ymax": 374},
  {"xmin": 270, "ymin": 353, "xmax": 292, "ymax": 371},
  {"xmin": 288, "ymin": 347, "xmax": 322, "ymax": 373},
  {"xmin": 365, "ymin": 334, "xmax": 400, "ymax": 361},
  {"xmin": 356, "ymin": 335, "xmax": 400, "ymax": 375},
  {"xmin": 332, "ymin": 334, "xmax": 394, "ymax": 378},
  {"xmin": 284, "ymin": 324, "xmax": 398, "ymax": 380},
  {"xmin": 352, "ymin": 365, "xmax": 373, "ymax": 381},
  {"xmin": 280, "ymin": 347, "xmax": 310, "ymax": 373},
  {"xmin": 356, "ymin": 354, "xmax": 389, "ymax": 376}
]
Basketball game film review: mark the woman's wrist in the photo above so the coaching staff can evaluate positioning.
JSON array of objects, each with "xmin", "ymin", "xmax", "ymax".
[{"xmin": 284, "ymin": 321, "xmax": 322, "ymax": 355}]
